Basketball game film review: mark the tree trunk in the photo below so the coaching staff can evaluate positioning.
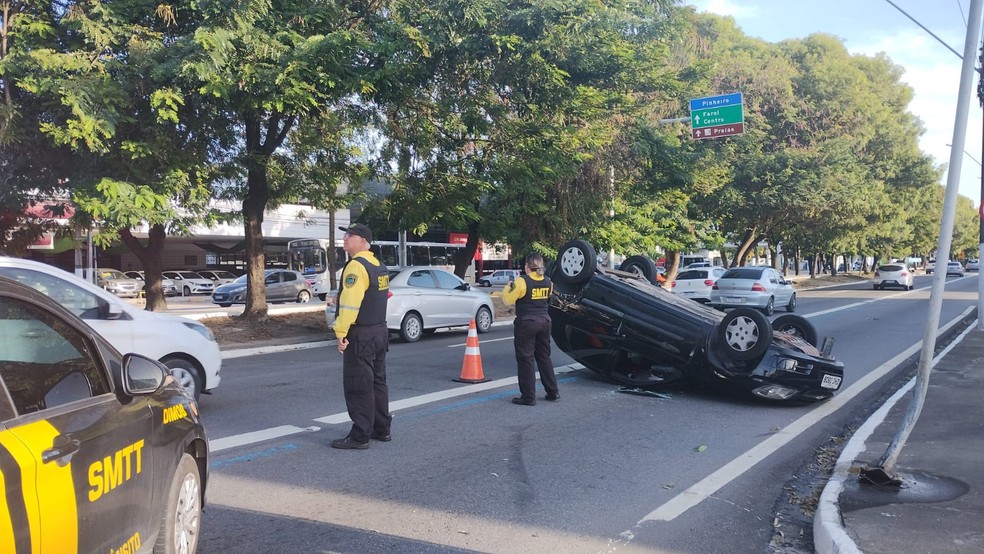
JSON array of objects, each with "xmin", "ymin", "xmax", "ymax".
[
  {"xmin": 718, "ymin": 248, "xmax": 730, "ymax": 269},
  {"xmin": 733, "ymin": 229, "xmax": 757, "ymax": 267},
  {"xmin": 118, "ymin": 225, "xmax": 167, "ymax": 312},
  {"xmin": 241, "ymin": 160, "xmax": 269, "ymax": 322},
  {"xmin": 455, "ymin": 220, "xmax": 480, "ymax": 280}
]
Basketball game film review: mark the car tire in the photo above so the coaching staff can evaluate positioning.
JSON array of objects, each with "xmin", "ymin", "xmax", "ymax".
[
  {"xmin": 619, "ymin": 255, "xmax": 660, "ymax": 285},
  {"xmin": 785, "ymin": 293, "xmax": 796, "ymax": 312},
  {"xmin": 162, "ymin": 358, "xmax": 203, "ymax": 399},
  {"xmin": 908, "ymin": 284, "xmax": 914, "ymax": 290},
  {"xmin": 183, "ymin": 285, "xmax": 192, "ymax": 296},
  {"xmin": 218, "ymin": 303, "xmax": 231, "ymax": 308},
  {"xmin": 554, "ymin": 240, "xmax": 597, "ymax": 285},
  {"xmin": 153, "ymin": 453, "xmax": 201, "ymax": 554},
  {"xmin": 400, "ymin": 312, "xmax": 423, "ymax": 343},
  {"xmin": 475, "ymin": 306, "xmax": 493, "ymax": 333},
  {"xmin": 762, "ymin": 297, "xmax": 775, "ymax": 316},
  {"xmin": 771, "ymin": 314, "xmax": 818, "ymax": 346},
  {"xmin": 296, "ymin": 290, "xmax": 311, "ymax": 303},
  {"xmin": 716, "ymin": 308, "xmax": 773, "ymax": 361},
  {"xmin": 480, "ymin": 280, "xmax": 491, "ymax": 287},
  {"xmin": 873, "ymin": 284, "xmax": 880, "ymax": 290}
]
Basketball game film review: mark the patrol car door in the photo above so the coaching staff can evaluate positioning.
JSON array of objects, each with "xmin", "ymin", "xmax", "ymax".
[
  {"xmin": 433, "ymin": 270, "xmax": 474, "ymax": 327},
  {"xmin": 0, "ymin": 295, "xmax": 156, "ymax": 554}
]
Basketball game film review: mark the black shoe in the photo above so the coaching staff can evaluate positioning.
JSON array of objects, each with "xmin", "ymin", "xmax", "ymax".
[
  {"xmin": 331, "ymin": 436, "xmax": 369, "ymax": 450},
  {"xmin": 544, "ymin": 393, "xmax": 560, "ymax": 401},
  {"xmin": 512, "ymin": 397, "xmax": 536, "ymax": 406},
  {"xmin": 371, "ymin": 432, "xmax": 392, "ymax": 442}
]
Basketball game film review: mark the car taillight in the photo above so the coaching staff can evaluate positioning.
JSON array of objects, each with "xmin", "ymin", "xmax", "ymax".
[
  {"xmin": 387, "ymin": 291, "xmax": 393, "ymax": 298},
  {"xmin": 900, "ymin": 271, "xmax": 909, "ymax": 277},
  {"xmin": 704, "ymin": 279, "xmax": 714, "ymax": 286},
  {"xmin": 751, "ymin": 283, "xmax": 767, "ymax": 292},
  {"xmin": 671, "ymin": 281, "xmax": 677, "ymax": 287}
]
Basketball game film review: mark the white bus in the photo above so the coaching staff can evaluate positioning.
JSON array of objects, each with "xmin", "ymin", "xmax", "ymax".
[{"xmin": 287, "ymin": 238, "xmax": 476, "ymax": 300}]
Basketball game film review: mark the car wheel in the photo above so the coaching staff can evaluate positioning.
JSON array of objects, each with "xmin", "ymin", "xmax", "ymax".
[
  {"xmin": 153, "ymin": 453, "xmax": 201, "ymax": 554},
  {"xmin": 770, "ymin": 314, "xmax": 818, "ymax": 346},
  {"xmin": 218, "ymin": 303, "xmax": 231, "ymax": 308},
  {"xmin": 716, "ymin": 308, "xmax": 773, "ymax": 361},
  {"xmin": 619, "ymin": 255, "xmax": 659, "ymax": 285},
  {"xmin": 162, "ymin": 358, "xmax": 203, "ymax": 399},
  {"xmin": 480, "ymin": 280, "xmax": 491, "ymax": 287},
  {"xmin": 554, "ymin": 240, "xmax": 597, "ymax": 284},
  {"xmin": 400, "ymin": 312, "xmax": 423, "ymax": 343},
  {"xmin": 475, "ymin": 306, "xmax": 493, "ymax": 333},
  {"xmin": 183, "ymin": 285, "xmax": 191, "ymax": 296},
  {"xmin": 296, "ymin": 290, "xmax": 311, "ymax": 303},
  {"xmin": 873, "ymin": 284, "xmax": 880, "ymax": 290},
  {"xmin": 785, "ymin": 293, "xmax": 796, "ymax": 313},
  {"xmin": 762, "ymin": 297, "xmax": 775, "ymax": 316},
  {"xmin": 908, "ymin": 284, "xmax": 914, "ymax": 290}
]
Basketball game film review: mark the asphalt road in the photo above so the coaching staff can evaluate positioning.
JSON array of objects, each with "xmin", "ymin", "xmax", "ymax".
[{"xmin": 195, "ymin": 273, "xmax": 978, "ymax": 553}]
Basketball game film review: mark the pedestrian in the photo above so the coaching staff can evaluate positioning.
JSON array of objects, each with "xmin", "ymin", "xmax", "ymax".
[
  {"xmin": 502, "ymin": 253, "xmax": 560, "ymax": 406},
  {"xmin": 330, "ymin": 223, "xmax": 392, "ymax": 449}
]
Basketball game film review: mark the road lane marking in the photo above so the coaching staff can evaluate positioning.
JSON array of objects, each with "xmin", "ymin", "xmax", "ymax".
[
  {"xmin": 637, "ymin": 306, "xmax": 973, "ymax": 524},
  {"xmin": 211, "ymin": 425, "xmax": 320, "ymax": 453},
  {"xmin": 313, "ymin": 364, "xmax": 583, "ymax": 425}
]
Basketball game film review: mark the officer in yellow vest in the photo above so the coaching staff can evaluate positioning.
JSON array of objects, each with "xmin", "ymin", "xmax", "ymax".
[
  {"xmin": 331, "ymin": 223, "xmax": 392, "ymax": 449},
  {"xmin": 502, "ymin": 253, "xmax": 560, "ymax": 406}
]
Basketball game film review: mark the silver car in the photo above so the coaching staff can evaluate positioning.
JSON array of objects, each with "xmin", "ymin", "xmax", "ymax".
[
  {"xmin": 709, "ymin": 266, "xmax": 796, "ymax": 316},
  {"xmin": 123, "ymin": 270, "xmax": 180, "ymax": 296},
  {"xmin": 211, "ymin": 269, "xmax": 312, "ymax": 306},
  {"xmin": 388, "ymin": 267, "xmax": 494, "ymax": 342},
  {"xmin": 196, "ymin": 269, "xmax": 239, "ymax": 285},
  {"xmin": 95, "ymin": 268, "xmax": 143, "ymax": 298},
  {"xmin": 478, "ymin": 269, "xmax": 521, "ymax": 287},
  {"xmin": 945, "ymin": 261, "xmax": 966, "ymax": 277}
]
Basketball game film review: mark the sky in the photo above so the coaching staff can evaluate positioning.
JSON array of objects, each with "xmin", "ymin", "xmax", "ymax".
[{"xmin": 688, "ymin": 0, "xmax": 984, "ymax": 207}]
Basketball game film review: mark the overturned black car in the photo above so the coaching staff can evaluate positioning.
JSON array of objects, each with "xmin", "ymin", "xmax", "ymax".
[{"xmin": 548, "ymin": 240, "xmax": 844, "ymax": 402}]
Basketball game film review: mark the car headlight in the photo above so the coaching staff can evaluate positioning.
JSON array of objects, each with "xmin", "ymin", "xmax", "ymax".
[{"xmin": 183, "ymin": 321, "xmax": 216, "ymax": 342}]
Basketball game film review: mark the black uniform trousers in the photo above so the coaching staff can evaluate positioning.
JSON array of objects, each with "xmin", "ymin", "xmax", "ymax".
[
  {"xmin": 514, "ymin": 315, "xmax": 559, "ymax": 401},
  {"xmin": 342, "ymin": 323, "xmax": 391, "ymax": 442}
]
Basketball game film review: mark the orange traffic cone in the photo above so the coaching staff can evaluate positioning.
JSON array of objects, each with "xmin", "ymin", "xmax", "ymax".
[{"xmin": 454, "ymin": 320, "xmax": 491, "ymax": 383}]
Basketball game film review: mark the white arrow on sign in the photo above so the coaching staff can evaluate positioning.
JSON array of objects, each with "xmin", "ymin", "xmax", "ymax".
[{"xmin": 694, "ymin": 114, "xmax": 701, "ymax": 125}]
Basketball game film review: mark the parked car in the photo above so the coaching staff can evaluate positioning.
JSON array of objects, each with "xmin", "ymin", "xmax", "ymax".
[
  {"xmin": 478, "ymin": 269, "xmax": 522, "ymax": 287},
  {"xmin": 709, "ymin": 266, "xmax": 796, "ymax": 315},
  {"xmin": 873, "ymin": 264, "xmax": 914, "ymax": 290},
  {"xmin": 0, "ymin": 276, "xmax": 207, "ymax": 554},
  {"xmin": 0, "ymin": 256, "xmax": 222, "ymax": 399},
  {"xmin": 946, "ymin": 261, "xmax": 966, "ymax": 277},
  {"xmin": 195, "ymin": 269, "xmax": 238, "ymax": 286},
  {"xmin": 211, "ymin": 269, "xmax": 312, "ymax": 306},
  {"xmin": 123, "ymin": 270, "xmax": 180, "ymax": 296},
  {"xmin": 966, "ymin": 259, "xmax": 980, "ymax": 271},
  {"xmin": 162, "ymin": 270, "xmax": 215, "ymax": 296},
  {"xmin": 387, "ymin": 267, "xmax": 494, "ymax": 342},
  {"xmin": 547, "ymin": 240, "xmax": 844, "ymax": 402},
  {"xmin": 926, "ymin": 259, "xmax": 936, "ymax": 274},
  {"xmin": 670, "ymin": 267, "xmax": 726, "ymax": 303},
  {"xmin": 95, "ymin": 268, "xmax": 143, "ymax": 298}
]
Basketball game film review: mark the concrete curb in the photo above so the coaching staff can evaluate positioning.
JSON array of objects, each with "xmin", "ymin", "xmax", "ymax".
[{"xmin": 812, "ymin": 319, "xmax": 978, "ymax": 554}]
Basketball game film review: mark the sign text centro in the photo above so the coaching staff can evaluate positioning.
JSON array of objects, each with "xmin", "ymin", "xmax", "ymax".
[{"xmin": 689, "ymin": 92, "xmax": 744, "ymax": 140}]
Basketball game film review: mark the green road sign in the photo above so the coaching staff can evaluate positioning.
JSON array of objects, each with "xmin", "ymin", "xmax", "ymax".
[{"xmin": 691, "ymin": 104, "xmax": 743, "ymax": 129}]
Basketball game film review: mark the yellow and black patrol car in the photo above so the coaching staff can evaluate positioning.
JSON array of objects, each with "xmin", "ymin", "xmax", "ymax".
[{"xmin": 0, "ymin": 276, "xmax": 208, "ymax": 553}]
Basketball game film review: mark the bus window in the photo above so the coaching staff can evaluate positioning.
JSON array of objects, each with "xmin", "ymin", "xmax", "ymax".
[
  {"xmin": 290, "ymin": 247, "xmax": 327, "ymax": 275},
  {"xmin": 429, "ymin": 246, "xmax": 448, "ymax": 266},
  {"xmin": 410, "ymin": 245, "xmax": 431, "ymax": 266}
]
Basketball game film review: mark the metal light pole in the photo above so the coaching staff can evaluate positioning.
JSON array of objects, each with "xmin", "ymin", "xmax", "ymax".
[{"xmin": 865, "ymin": 0, "xmax": 984, "ymax": 482}]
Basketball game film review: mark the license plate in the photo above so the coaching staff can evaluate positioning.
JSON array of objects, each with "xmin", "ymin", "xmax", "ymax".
[
  {"xmin": 684, "ymin": 291, "xmax": 695, "ymax": 295},
  {"xmin": 725, "ymin": 297, "xmax": 741, "ymax": 303},
  {"xmin": 821, "ymin": 374, "xmax": 842, "ymax": 389}
]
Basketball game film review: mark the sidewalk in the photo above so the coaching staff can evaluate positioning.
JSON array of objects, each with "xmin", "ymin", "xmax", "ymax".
[{"xmin": 815, "ymin": 321, "xmax": 984, "ymax": 553}]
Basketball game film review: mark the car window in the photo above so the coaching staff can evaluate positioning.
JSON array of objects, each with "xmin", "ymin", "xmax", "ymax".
[
  {"xmin": 407, "ymin": 270, "xmax": 436, "ymax": 288},
  {"xmin": 177, "ymin": 271, "xmax": 203, "ymax": 280},
  {"xmin": 0, "ymin": 296, "xmax": 111, "ymax": 417},
  {"xmin": 265, "ymin": 272, "xmax": 281, "ymax": 284},
  {"xmin": 721, "ymin": 268, "xmax": 764, "ymax": 280},
  {"xmin": 879, "ymin": 264, "xmax": 904, "ymax": 271},
  {"xmin": 0, "ymin": 267, "xmax": 103, "ymax": 319},
  {"xmin": 215, "ymin": 271, "xmax": 236, "ymax": 279},
  {"xmin": 676, "ymin": 270, "xmax": 706, "ymax": 280},
  {"xmin": 100, "ymin": 270, "xmax": 126, "ymax": 280},
  {"xmin": 433, "ymin": 270, "xmax": 463, "ymax": 289},
  {"xmin": 283, "ymin": 272, "xmax": 297, "ymax": 282}
]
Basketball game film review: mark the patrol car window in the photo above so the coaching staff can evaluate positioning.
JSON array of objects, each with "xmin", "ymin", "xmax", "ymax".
[
  {"xmin": 0, "ymin": 297, "xmax": 110, "ymax": 417},
  {"xmin": 0, "ymin": 266, "xmax": 102, "ymax": 319},
  {"xmin": 433, "ymin": 270, "xmax": 463, "ymax": 289},
  {"xmin": 407, "ymin": 271, "xmax": 436, "ymax": 288}
]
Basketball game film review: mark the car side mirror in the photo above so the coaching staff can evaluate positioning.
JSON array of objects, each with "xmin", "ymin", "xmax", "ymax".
[
  {"xmin": 121, "ymin": 353, "xmax": 167, "ymax": 396},
  {"xmin": 456, "ymin": 283, "xmax": 470, "ymax": 291},
  {"xmin": 102, "ymin": 300, "xmax": 124, "ymax": 320}
]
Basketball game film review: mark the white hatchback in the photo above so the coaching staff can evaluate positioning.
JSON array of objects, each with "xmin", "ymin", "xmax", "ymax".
[
  {"xmin": 0, "ymin": 257, "xmax": 221, "ymax": 398},
  {"xmin": 670, "ymin": 267, "xmax": 726, "ymax": 303},
  {"xmin": 873, "ymin": 264, "xmax": 913, "ymax": 290}
]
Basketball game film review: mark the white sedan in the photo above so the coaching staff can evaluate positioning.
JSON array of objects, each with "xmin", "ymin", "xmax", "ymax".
[{"xmin": 326, "ymin": 267, "xmax": 495, "ymax": 343}]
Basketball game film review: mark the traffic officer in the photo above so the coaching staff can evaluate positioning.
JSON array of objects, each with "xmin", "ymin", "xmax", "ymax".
[
  {"xmin": 502, "ymin": 253, "xmax": 560, "ymax": 405},
  {"xmin": 330, "ymin": 223, "xmax": 392, "ymax": 449}
]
